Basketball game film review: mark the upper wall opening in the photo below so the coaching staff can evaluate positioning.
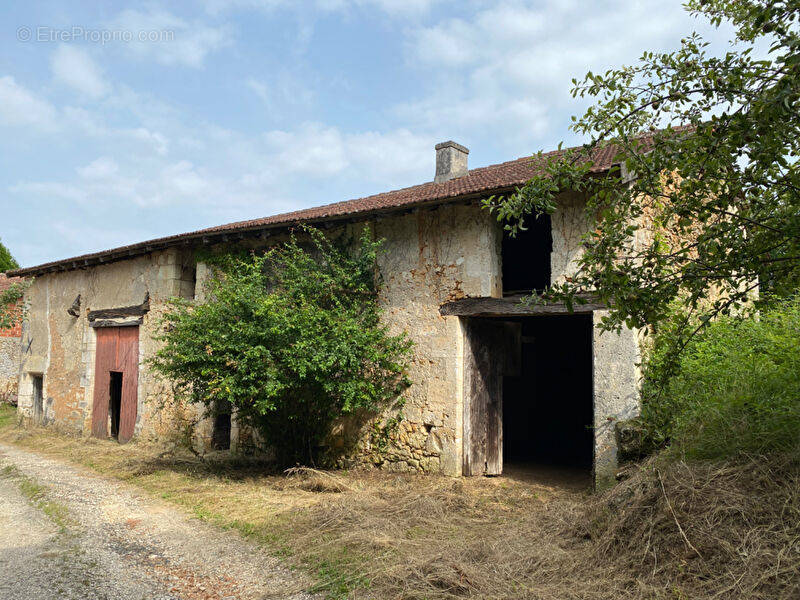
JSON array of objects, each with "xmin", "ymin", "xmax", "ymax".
[{"xmin": 501, "ymin": 214, "xmax": 552, "ymax": 295}]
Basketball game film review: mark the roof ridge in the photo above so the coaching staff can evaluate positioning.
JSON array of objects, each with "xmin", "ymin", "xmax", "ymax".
[{"xmin": 9, "ymin": 139, "xmax": 625, "ymax": 277}]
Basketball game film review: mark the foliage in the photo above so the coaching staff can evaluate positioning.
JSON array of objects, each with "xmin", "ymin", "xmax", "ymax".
[
  {"xmin": 0, "ymin": 280, "xmax": 28, "ymax": 330},
  {"xmin": 0, "ymin": 403, "xmax": 16, "ymax": 430},
  {"xmin": 639, "ymin": 296, "xmax": 800, "ymax": 459},
  {"xmin": 0, "ymin": 238, "xmax": 18, "ymax": 273},
  {"xmin": 487, "ymin": 1, "xmax": 800, "ymax": 347},
  {"xmin": 0, "ymin": 237, "xmax": 24, "ymax": 330},
  {"xmin": 150, "ymin": 226, "xmax": 412, "ymax": 467}
]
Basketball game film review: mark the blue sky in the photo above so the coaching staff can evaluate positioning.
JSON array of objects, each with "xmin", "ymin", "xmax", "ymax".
[{"xmin": 1, "ymin": 1, "xmax": 738, "ymax": 268}]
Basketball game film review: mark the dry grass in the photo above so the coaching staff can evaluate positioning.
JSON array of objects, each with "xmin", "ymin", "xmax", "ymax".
[
  {"xmin": 583, "ymin": 454, "xmax": 800, "ymax": 599},
  {"xmin": 1, "ymin": 406, "xmax": 797, "ymax": 600}
]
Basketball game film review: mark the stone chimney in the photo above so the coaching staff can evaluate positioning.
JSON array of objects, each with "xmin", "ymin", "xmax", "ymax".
[{"xmin": 434, "ymin": 141, "xmax": 469, "ymax": 183}]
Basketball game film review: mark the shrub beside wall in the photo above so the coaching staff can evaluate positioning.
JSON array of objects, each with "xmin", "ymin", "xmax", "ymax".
[{"xmin": 150, "ymin": 226, "xmax": 412, "ymax": 467}]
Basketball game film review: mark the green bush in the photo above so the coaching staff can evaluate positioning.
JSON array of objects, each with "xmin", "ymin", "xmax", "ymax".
[
  {"xmin": 640, "ymin": 297, "xmax": 800, "ymax": 460},
  {"xmin": 150, "ymin": 226, "xmax": 412, "ymax": 466}
]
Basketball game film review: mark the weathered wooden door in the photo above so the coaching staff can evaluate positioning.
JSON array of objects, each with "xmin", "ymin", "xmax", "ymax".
[
  {"xmin": 32, "ymin": 375, "xmax": 43, "ymax": 424},
  {"xmin": 91, "ymin": 326, "xmax": 139, "ymax": 443},
  {"xmin": 462, "ymin": 320, "xmax": 521, "ymax": 476}
]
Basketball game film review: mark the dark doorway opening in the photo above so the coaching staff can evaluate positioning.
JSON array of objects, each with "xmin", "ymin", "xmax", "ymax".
[
  {"xmin": 501, "ymin": 214, "xmax": 552, "ymax": 295},
  {"xmin": 31, "ymin": 375, "xmax": 43, "ymax": 424},
  {"xmin": 109, "ymin": 372, "xmax": 122, "ymax": 439},
  {"xmin": 212, "ymin": 400, "xmax": 232, "ymax": 450},
  {"xmin": 502, "ymin": 315, "xmax": 593, "ymax": 471}
]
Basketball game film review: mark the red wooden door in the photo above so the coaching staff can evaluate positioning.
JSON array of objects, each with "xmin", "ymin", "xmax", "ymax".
[
  {"xmin": 116, "ymin": 326, "xmax": 139, "ymax": 443},
  {"xmin": 91, "ymin": 326, "xmax": 139, "ymax": 443},
  {"xmin": 91, "ymin": 329, "xmax": 115, "ymax": 439}
]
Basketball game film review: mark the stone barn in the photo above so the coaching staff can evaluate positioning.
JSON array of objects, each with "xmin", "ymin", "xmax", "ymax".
[{"xmin": 9, "ymin": 141, "xmax": 643, "ymax": 488}]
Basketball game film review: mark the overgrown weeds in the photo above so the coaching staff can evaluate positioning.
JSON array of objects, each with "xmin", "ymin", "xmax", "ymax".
[
  {"xmin": 639, "ymin": 296, "xmax": 800, "ymax": 459},
  {"xmin": 1, "ymin": 409, "xmax": 798, "ymax": 599}
]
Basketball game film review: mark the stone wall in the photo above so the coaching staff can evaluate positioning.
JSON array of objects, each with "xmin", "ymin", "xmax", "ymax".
[
  {"xmin": 16, "ymin": 194, "xmax": 642, "ymax": 481},
  {"xmin": 0, "ymin": 277, "xmax": 23, "ymax": 404},
  {"xmin": 16, "ymin": 248, "xmax": 202, "ymax": 441},
  {"xmin": 365, "ymin": 202, "xmax": 501, "ymax": 474},
  {"xmin": 0, "ymin": 336, "xmax": 19, "ymax": 403},
  {"xmin": 592, "ymin": 311, "xmax": 642, "ymax": 488}
]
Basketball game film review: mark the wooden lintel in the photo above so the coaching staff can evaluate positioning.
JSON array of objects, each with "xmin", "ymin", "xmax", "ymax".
[
  {"xmin": 89, "ymin": 317, "xmax": 143, "ymax": 328},
  {"xmin": 439, "ymin": 295, "xmax": 604, "ymax": 317},
  {"xmin": 88, "ymin": 292, "xmax": 151, "ymax": 322}
]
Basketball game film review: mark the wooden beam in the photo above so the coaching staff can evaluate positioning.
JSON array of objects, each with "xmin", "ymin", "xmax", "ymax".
[
  {"xmin": 67, "ymin": 295, "xmax": 81, "ymax": 318},
  {"xmin": 440, "ymin": 294, "xmax": 604, "ymax": 317},
  {"xmin": 89, "ymin": 317, "xmax": 143, "ymax": 328},
  {"xmin": 87, "ymin": 292, "xmax": 150, "ymax": 322}
]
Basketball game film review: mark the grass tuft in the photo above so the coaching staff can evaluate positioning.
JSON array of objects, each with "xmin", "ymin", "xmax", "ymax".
[{"xmin": 0, "ymin": 459, "xmax": 73, "ymax": 531}]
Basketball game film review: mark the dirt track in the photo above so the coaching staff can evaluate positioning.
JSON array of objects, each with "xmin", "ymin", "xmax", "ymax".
[{"xmin": 0, "ymin": 442, "xmax": 315, "ymax": 600}]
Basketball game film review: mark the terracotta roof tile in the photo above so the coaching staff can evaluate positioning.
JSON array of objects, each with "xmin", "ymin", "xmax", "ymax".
[{"xmin": 10, "ymin": 142, "xmax": 621, "ymax": 276}]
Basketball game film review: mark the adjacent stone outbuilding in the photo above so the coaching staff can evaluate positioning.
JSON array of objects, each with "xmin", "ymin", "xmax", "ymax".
[{"xmin": 9, "ymin": 141, "xmax": 642, "ymax": 488}]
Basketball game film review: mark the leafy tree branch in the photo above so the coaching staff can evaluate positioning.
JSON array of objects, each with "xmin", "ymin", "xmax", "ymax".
[{"xmin": 486, "ymin": 0, "xmax": 800, "ymax": 347}]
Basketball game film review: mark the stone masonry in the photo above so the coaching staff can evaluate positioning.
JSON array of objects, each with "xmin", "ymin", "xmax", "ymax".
[{"xmin": 11, "ymin": 142, "xmax": 644, "ymax": 485}]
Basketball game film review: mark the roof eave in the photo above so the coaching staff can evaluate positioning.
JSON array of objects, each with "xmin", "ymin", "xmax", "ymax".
[{"xmin": 8, "ymin": 184, "xmax": 523, "ymax": 278}]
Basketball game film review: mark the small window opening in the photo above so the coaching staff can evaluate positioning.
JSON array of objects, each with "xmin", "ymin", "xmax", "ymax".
[
  {"xmin": 501, "ymin": 214, "xmax": 552, "ymax": 295},
  {"xmin": 212, "ymin": 400, "xmax": 232, "ymax": 450},
  {"xmin": 109, "ymin": 372, "xmax": 123, "ymax": 439},
  {"xmin": 32, "ymin": 375, "xmax": 44, "ymax": 424}
]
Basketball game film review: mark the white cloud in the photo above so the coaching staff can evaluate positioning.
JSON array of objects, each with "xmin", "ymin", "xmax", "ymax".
[
  {"xmin": 127, "ymin": 128, "xmax": 170, "ymax": 156},
  {"xmin": 77, "ymin": 157, "xmax": 119, "ymax": 180},
  {"xmin": 110, "ymin": 8, "xmax": 232, "ymax": 68},
  {"xmin": 259, "ymin": 122, "xmax": 431, "ymax": 185},
  {"xmin": 204, "ymin": 0, "xmax": 440, "ymax": 16},
  {"xmin": 51, "ymin": 46, "xmax": 110, "ymax": 98},
  {"xmin": 59, "ymin": 106, "xmax": 169, "ymax": 156},
  {"xmin": 401, "ymin": 0, "xmax": 738, "ymax": 151},
  {"xmin": 340, "ymin": 0, "xmax": 441, "ymax": 15},
  {"xmin": 246, "ymin": 75, "xmax": 314, "ymax": 112},
  {"xmin": 246, "ymin": 78, "xmax": 270, "ymax": 102},
  {"xmin": 11, "ymin": 115, "xmax": 432, "ymax": 217},
  {"xmin": 0, "ymin": 76, "xmax": 58, "ymax": 131}
]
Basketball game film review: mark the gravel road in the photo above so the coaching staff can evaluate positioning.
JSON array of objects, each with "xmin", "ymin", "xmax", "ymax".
[{"xmin": 0, "ymin": 443, "xmax": 316, "ymax": 600}]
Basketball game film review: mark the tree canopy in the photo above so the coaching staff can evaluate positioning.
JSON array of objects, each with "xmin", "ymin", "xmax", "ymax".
[
  {"xmin": 488, "ymin": 0, "xmax": 800, "ymax": 341},
  {"xmin": 0, "ymin": 238, "xmax": 19, "ymax": 273}
]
